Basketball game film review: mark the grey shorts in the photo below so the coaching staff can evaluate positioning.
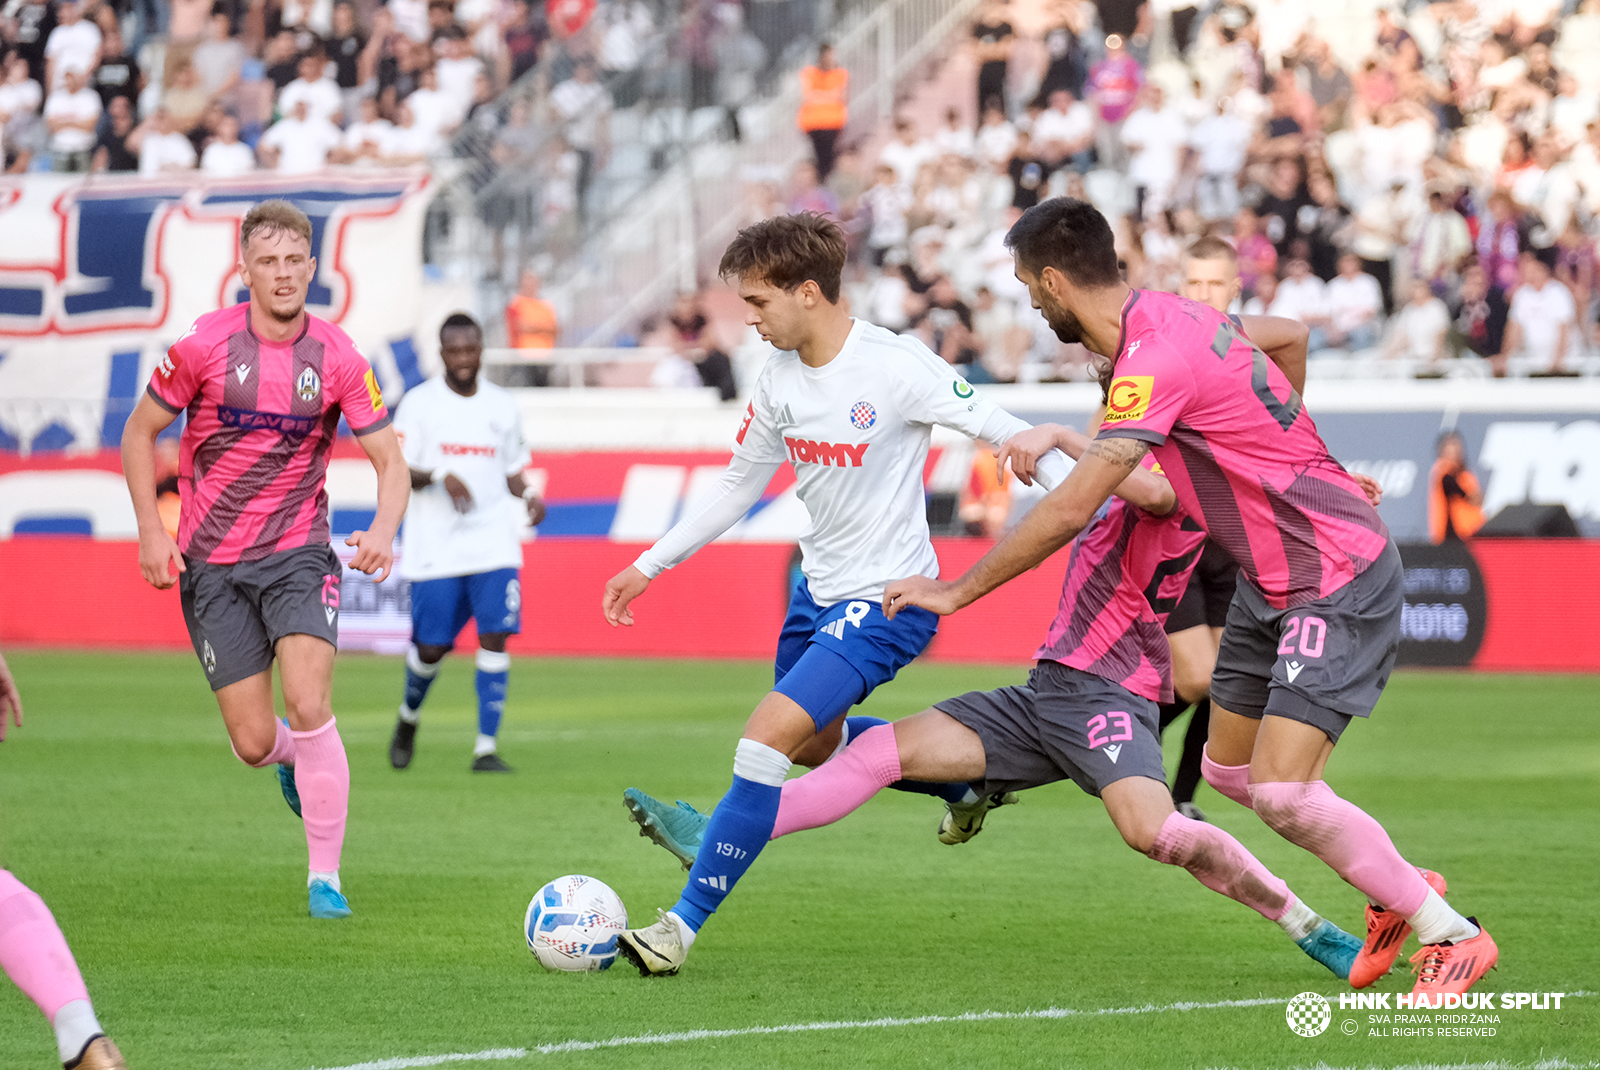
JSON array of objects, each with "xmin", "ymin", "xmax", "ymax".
[
  {"xmin": 178, "ymin": 543, "xmax": 342, "ymax": 691},
  {"xmin": 933, "ymin": 659, "xmax": 1166, "ymax": 799},
  {"xmin": 1210, "ymin": 539, "xmax": 1403, "ymax": 744}
]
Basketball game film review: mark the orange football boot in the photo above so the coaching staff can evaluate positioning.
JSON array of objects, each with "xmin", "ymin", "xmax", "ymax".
[{"xmin": 1349, "ymin": 868, "xmax": 1448, "ymax": 988}]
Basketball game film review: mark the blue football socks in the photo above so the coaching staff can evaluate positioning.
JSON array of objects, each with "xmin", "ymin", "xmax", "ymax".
[
  {"xmin": 672, "ymin": 739, "xmax": 789, "ymax": 932},
  {"xmin": 475, "ymin": 649, "xmax": 511, "ymax": 739},
  {"xmin": 402, "ymin": 646, "xmax": 441, "ymax": 717}
]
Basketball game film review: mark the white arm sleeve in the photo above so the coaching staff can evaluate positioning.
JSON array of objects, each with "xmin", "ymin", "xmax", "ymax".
[
  {"xmin": 633, "ymin": 457, "xmax": 783, "ymax": 578},
  {"xmin": 973, "ymin": 406, "xmax": 1072, "ymax": 492}
]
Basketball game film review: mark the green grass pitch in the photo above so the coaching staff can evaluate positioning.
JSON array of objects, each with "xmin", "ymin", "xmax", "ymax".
[{"xmin": 0, "ymin": 651, "xmax": 1595, "ymax": 1069}]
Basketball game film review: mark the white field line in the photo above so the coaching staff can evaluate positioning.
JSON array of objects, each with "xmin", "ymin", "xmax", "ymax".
[
  {"xmin": 310, "ymin": 991, "xmax": 1597, "ymax": 1070},
  {"xmin": 308, "ymin": 996, "xmax": 1286, "ymax": 1069}
]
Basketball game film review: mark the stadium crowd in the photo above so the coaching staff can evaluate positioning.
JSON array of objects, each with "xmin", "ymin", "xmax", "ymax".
[{"xmin": 745, "ymin": 0, "xmax": 1600, "ymax": 380}]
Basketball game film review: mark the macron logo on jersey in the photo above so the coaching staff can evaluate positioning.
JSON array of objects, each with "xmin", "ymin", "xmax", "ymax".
[
  {"xmin": 784, "ymin": 437, "xmax": 869, "ymax": 468},
  {"xmin": 440, "ymin": 443, "xmax": 497, "ymax": 457}
]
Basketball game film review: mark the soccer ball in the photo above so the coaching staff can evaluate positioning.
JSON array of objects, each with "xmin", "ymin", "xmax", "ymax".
[{"xmin": 524, "ymin": 875, "xmax": 628, "ymax": 972}]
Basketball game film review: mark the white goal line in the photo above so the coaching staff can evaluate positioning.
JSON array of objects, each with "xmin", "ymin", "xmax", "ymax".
[{"xmin": 307, "ymin": 995, "xmax": 1289, "ymax": 1070}]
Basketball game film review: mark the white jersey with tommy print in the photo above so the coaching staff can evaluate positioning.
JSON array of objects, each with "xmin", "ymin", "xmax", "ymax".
[
  {"xmin": 635, "ymin": 318, "xmax": 1068, "ymax": 606},
  {"xmin": 395, "ymin": 376, "xmax": 530, "ymax": 581}
]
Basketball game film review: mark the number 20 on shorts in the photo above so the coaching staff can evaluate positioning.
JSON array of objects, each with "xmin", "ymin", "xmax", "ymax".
[{"xmin": 1277, "ymin": 615, "xmax": 1327, "ymax": 659}]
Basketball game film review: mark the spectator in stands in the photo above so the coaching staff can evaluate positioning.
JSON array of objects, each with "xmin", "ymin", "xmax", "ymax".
[
  {"xmin": 1352, "ymin": 179, "xmax": 1415, "ymax": 315},
  {"xmin": 1189, "ymin": 97, "xmax": 1251, "ymax": 222},
  {"xmin": 973, "ymin": 101, "xmax": 1015, "ymax": 168},
  {"xmin": 43, "ymin": 64, "xmax": 98, "ymax": 171},
  {"xmin": 1087, "ymin": 32, "xmax": 1140, "ymax": 171},
  {"xmin": 91, "ymin": 27, "xmax": 139, "ymax": 113},
  {"xmin": 1255, "ymin": 157, "xmax": 1310, "ymax": 260},
  {"xmin": 263, "ymin": 31, "xmax": 303, "ymax": 92},
  {"xmin": 664, "ymin": 292, "xmax": 737, "ymax": 401},
  {"xmin": 1302, "ymin": 169, "xmax": 1354, "ymax": 281},
  {"xmin": 550, "ymin": 60, "xmax": 609, "ymax": 219},
  {"xmin": 326, "ymin": 2, "xmax": 366, "ymax": 115},
  {"xmin": 1121, "ymin": 83, "xmax": 1184, "ymax": 219},
  {"xmin": 933, "ymin": 105, "xmax": 974, "ymax": 159},
  {"xmin": 0, "ymin": 51, "xmax": 43, "ymax": 148},
  {"xmin": 1272, "ymin": 256, "xmax": 1330, "ymax": 348},
  {"xmin": 199, "ymin": 112, "xmax": 255, "ymax": 175},
  {"xmin": 191, "ymin": 12, "xmax": 244, "ymax": 107},
  {"xmin": 1231, "ymin": 206, "xmax": 1277, "ymax": 299},
  {"xmin": 1031, "ymin": 88, "xmax": 1094, "ymax": 174},
  {"xmin": 879, "ymin": 117, "xmax": 934, "ymax": 189},
  {"xmin": 257, "ymin": 97, "xmax": 340, "ymax": 173},
  {"xmin": 797, "ymin": 42, "xmax": 847, "ymax": 180},
  {"xmin": 378, "ymin": 99, "xmax": 432, "ymax": 163},
  {"xmin": 506, "ymin": 269, "xmax": 558, "ymax": 351},
  {"xmin": 502, "ymin": 0, "xmax": 545, "ymax": 84},
  {"xmin": 1499, "ymin": 249, "xmax": 1577, "ymax": 375},
  {"xmin": 1413, "ymin": 186, "xmax": 1474, "ymax": 293},
  {"xmin": 1004, "ymin": 130, "xmax": 1048, "ymax": 211},
  {"xmin": 1324, "ymin": 253, "xmax": 1387, "ymax": 353},
  {"xmin": 1449, "ymin": 263, "xmax": 1510, "ymax": 361},
  {"xmin": 861, "ymin": 162, "xmax": 911, "ymax": 266},
  {"xmin": 280, "ymin": 48, "xmax": 343, "ymax": 126},
  {"xmin": 43, "ymin": 0, "xmax": 98, "ymax": 92},
  {"xmin": 1298, "ymin": 37, "xmax": 1351, "ymax": 133},
  {"xmin": 970, "ymin": 0, "xmax": 1014, "ymax": 117},
  {"xmin": 1387, "ymin": 279, "xmax": 1452, "ymax": 367},
  {"xmin": 282, "ymin": 0, "xmax": 333, "ymax": 43},
  {"xmin": 1554, "ymin": 216, "xmax": 1597, "ymax": 349},
  {"xmin": 787, "ymin": 158, "xmax": 838, "ymax": 218},
  {"xmin": 1241, "ymin": 271, "xmax": 1279, "ymax": 316},
  {"xmin": 133, "ymin": 104, "xmax": 196, "ymax": 174},
  {"xmin": 337, "ymin": 93, "xmax": 391, "ymax": 165},
  {"xmin": 1034, "ymin": 1, "xmax": 1087, "ymax": 104},
  {"xmin": 434, "ymin": 27, "xmax": 481, "ymax": 121},
  {"xmin": 91, "ymin": 92, "xmax": 137, "ymax": 171},
  {"xmin": 1428, "ymin": 431, "xmax": 1485, "ymax": 543},
  {"xmin": 161, "ymin": 63, "xmax": 209, "ymax": 134}
]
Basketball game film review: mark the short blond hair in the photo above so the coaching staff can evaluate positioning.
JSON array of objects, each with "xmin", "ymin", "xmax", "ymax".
[{"xmin": 240, "ymin": 200, "xmax": 312, "ymax": 252}]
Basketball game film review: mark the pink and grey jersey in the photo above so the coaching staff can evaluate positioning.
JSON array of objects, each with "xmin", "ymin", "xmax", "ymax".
[
  {"xmin": 146, "ymin": 302, "xmax": 391, "ymax": 565},
  {"xmin": 1034, "ymin": 484, "xmax": 1206, "ymax": 704},
  {"xmin": 1095, "ymin": 290, "xmax": 1389, "ymax": 610}
]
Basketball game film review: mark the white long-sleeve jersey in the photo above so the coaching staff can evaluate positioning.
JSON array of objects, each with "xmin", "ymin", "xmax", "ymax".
[{"xmin": 635, "ymin": 318, "xmax": 1069, "ymax": 606}]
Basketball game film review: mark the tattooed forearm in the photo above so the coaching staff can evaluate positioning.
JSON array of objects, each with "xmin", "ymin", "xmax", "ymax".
[{"xmin": 1085, "ymin": 436, "xmax": 1150, "ymax": 472}]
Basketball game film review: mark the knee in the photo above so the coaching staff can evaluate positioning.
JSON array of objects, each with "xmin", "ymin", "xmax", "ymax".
[
  {"xmin": 230, "ymin": 732, "xmax": 274, "ymax": 767},
  {"xmin": 1246, "ymin": 780, "xmax": 1315, "ymax": 839},
  {"xmin": 414, "ymin": 644, "xmax": 451, "ymax": 664},
  {"xmin": 1200, "ymin": 746, "xmax": 1254, "ymax": 809},
  {"xmin": 1174, "ymin": 667, "xmax": 1212, "ymax": 705}
]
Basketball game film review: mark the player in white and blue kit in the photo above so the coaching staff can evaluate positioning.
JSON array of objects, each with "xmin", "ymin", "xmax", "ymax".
[
  {"xmin": 390, "ymin": 313, "xmax": 544, "ymax": 772},
  {"xmin": 602, "ymin": 214, "xmax": 1070, "ymax": 975}
]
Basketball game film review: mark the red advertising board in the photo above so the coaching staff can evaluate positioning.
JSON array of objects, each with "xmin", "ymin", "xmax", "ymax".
[{"xmin": 1, "ymin": 536, "xmax": 1594, "ymax": 670}]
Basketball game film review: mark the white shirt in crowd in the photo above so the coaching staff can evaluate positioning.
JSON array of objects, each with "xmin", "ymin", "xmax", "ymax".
[
  {"xmin": 973, "ymin": 118, "xmax": 1017, "ymax": 168},
  {"xmin": 139, "ymin": 129, "xmax": 197, "ymax": 174},
  {"xmin": 1121, "ymin": 104, "xmax": 1187, "ymax": 192},
  {"xmin": 635, "ymin": 319, "xmax": 1068, "ymax": 605},
  {"xmin": 0, "ymin": 77, "xmax": 43, "ymax": 119},
  {"xmin": 1189, "ymin": 111, "xmax": 1252, "ymax": 176},
  {"xmin": 342, "ymin": 117, "xmax": 393, "ymax": 161},
  {"xmin": 44, "ymin": 21, "xmax": 100, "ymax": 88},
  {"xmin": 1508, "ymin": 278, "xmax": 1576, "ymax": 369},
  {"xmin": 1272, "ymin": 274, "xmax": 1328, "ymax": 325},
  {"xmin": 278, "ymin": 75, "xmax": 343, "ymax": 125},
  {"xmin": 43, "ymin": 86, "xmax": 100, "ymax": 152},
  {"xmin": 1326, "ymin": 272, "xmax": 1386, "ymax": 333},
  {"xmin": 1391, "ymin": 297, "xmax": 1450, "ymax": 360},
  {"xmin": 435, "ymin": 54, "xmax": 484, "ymax": 117},
  {"xmin": 1030, "ymin": 99, "xmax": 1094, "ymax": 153},
  {"xmin": 878, "ymin": 136, "xmax": 937, "ymax": 189},
  {"xmin": 548, "ymin": 76, "xmax": 609, "ymax": 150},
  {"xmin": 395, "ymin": 376, "xmax": 530, "ymax": 582},
  {"xmin": 200, "ymin": 138, "xmax": 256, "ymax": 176},
  {"xmin": 260, "ymin": 113, "xmax": 342, "ymax": 173}
]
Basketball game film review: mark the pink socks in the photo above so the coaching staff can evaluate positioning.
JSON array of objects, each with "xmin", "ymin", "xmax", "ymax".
[
  {"xmin": 232, "ymin": 717, "xmax": 297, "ymax": 768},
  {"xmin": 291, "ymin": 718, "xmax": 350, "ymax": 874},
  {"xmin": 770, "ymin": 724, "xmax": 902, "ymax": 839},
  {"xmin": 1147, "ymin": 812, "xmax": 1291, "ymax": 921},
  {"xmin": 1248, "ymin": 780, "xmax": 1430, "ymax": 917},
  {"xmin": 1200, "ymin": 745, "xmax": 1253, "ymax": 809},
  {"xmin": 0, "ymin": 870, "xmax": 90, "ymax": 1022}
]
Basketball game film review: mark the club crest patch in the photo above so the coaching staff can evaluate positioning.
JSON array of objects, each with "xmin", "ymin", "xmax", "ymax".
[
  {"xmin": 296, "ymin": 366, "xmax": 322, "ymax": 402},
  {"xmin": 850, "ymin": 401, "xmax": 877, "ymax": 429}
]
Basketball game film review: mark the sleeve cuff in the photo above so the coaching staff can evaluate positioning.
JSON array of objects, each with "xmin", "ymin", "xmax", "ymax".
[
  {"xmin": 350, "ymin": 411, "xmax": 394, "ymax": 436},
  {"xmin": 1096, "ymin": 426, "xmax": 1167, "ymax": 446},
  {"xmin": 145, "ymin": 382, "xmax": 183, "ymax": 415},
  {"xmin": 634, "ymin": 553, "xmax": 665, "ymax": 579}
]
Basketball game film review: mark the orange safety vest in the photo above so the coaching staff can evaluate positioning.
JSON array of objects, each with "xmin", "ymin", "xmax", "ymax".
[
  {"xmin": 797, "ymin": 66, "xmax": 849, "ymax": 132},
  {"xmin": 1428, "ymin": 460, "xmax": 1485, "ymax": 542},
  {"xmin": 506, "ymin": 295, "xmax": 559, "ymax": 349}
]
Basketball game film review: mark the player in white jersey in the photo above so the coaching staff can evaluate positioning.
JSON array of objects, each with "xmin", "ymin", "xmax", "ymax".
[
  {"xmin": 389, "ymin": 313, "xmax": 544, "ymax": 772},
  {"xmin": 602, "ymin": 213, "xmax": 1072, "ymax": 976}
]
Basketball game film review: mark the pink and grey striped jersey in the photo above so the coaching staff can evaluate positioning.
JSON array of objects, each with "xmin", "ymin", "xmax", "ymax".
[
  {"xmin": 1034, "ymin": 486, "xmax": 1206, "ymax": 704},
  {"xmin": 1095, "ymin": 290, "xmax": 1390, "ymax": 610},
  {"xmin": 146, "ymin": 302, "xmax": 391, "ymax": 565}
]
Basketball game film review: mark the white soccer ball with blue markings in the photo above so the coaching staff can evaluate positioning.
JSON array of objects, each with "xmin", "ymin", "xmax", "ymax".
[{"xmin": 524, "ymin": 875, "xmax": 628, "ymax": 972}]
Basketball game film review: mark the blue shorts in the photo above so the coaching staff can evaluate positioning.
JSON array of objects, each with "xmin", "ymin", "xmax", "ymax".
[
  {"xmin": 410, "ymin": 568, "xmax": 522, "ymax": 647},
  {"xmin": 772, "ymin": 577, "xmax": 939, "ymax": 730}
]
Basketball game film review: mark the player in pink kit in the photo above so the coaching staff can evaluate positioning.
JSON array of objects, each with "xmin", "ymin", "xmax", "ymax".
[
  {"xmin": 0, "ymin": 650, "xmax": 128, "ymax": 1069},
  {"xmin": 888, "ymin": 199, "xmax": 1496, "ymax": 996},
  {"xmin": 120, "ymin": 200, "xmax": 409, "ymax": 919}
]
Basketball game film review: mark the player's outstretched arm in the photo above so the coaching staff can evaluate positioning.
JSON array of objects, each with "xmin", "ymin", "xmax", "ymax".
[
  {"xmin": 0, "ymin": 648, "xmax": 22, "ymax": 741},
  {"xmin": 602, "ymin": 565, "xmax": 651, "ymax": 627},
  {"xmin": 120, "ymin": 394, "xmax": 185, "ymax": 590},
  {"xmin": 999, "ymin": 424, "xmax": 1175, "ymax": 514},
  {"xmin": 885, "ymin": 436, "xmax": 1148, "ymax": 619},
  {"xmin": 347, "ymin": 425, "xmax": 409, "ymax": 582},
  {"xmin": 1237, "ymin": 314, "xmax": 1308, "ymax": 396}
]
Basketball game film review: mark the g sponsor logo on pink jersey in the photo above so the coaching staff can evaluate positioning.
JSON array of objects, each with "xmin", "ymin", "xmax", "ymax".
[{"xmin": 1104, "ymin": 375, "xmax": 1154, "ymax": 423}]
